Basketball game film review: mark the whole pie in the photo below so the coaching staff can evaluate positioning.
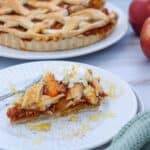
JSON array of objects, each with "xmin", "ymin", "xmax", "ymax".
[
  {"xmin": 0, "ymin": 0, "xmax": 118, "ymax": 51},
  {"xmin": 7, "ymin": 67, "xmax": 107, "ymax": 123}
]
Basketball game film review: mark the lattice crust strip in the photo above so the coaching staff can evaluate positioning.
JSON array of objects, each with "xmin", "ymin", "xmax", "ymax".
[{"xmin": 0, "ymin": 0, "xmax": 117, "ymax": 41}]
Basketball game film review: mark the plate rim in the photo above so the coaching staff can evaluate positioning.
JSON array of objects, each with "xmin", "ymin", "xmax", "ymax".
[
  {"xmin": 0, "ymin": 2, "xmax": 128, "ymax": 60},
  {"xmin": 0, "ymin": 60, "xmax": 138, "ymax": 150}
]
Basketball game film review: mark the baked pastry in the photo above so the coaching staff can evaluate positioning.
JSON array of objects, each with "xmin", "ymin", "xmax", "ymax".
[
  {"xmin": 0, "ymin": 0, "xmax": 118, "ymax": 51},
  {"xmin": 7, "ymin": 67, "xmax": 107, "ymax": 123}
]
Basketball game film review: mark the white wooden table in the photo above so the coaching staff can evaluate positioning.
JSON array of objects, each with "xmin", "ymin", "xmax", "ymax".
[{"xmin": 0, "ymin": 0, "xmax": 150, "ymax": 111}]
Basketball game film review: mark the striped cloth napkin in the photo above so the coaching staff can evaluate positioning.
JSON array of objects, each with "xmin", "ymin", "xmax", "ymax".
[{"xmin": 107, "ymin": 112, "xmax": 150, "ymax": 150}]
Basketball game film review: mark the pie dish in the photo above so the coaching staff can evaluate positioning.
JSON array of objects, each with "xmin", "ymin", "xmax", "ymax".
[
  {"xmin": 7, "ymin": 66, "xmax": 107, "ymax": 123},
  {"xmin": 0, "ymin": 0, "xmax": 118, "ymax": 51}
]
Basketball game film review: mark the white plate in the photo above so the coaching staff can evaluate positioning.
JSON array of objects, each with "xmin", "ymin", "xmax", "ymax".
[
  {"xmin": 0, "ymin": 3, "xmax": 128, "ymax": 60},
  {"xmin": 0, "ymin": 61, "xmax": 137, "ymax": 150}
]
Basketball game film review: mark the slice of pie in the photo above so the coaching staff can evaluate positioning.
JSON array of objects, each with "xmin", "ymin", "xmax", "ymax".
[
  {"xmin": 0, "ymin": 0, "xmax": 118, "ymax": 51},
  {"xmin": 7, "ymin": 67, "xmax": 107, "ymax": 123}
]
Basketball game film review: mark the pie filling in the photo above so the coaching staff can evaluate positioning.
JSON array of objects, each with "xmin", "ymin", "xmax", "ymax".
[
  {"xmin": 83, "ymin": 22, "xmax": 114, "ymax": 36},
  {"xmin": 0, "ymin": 0, "xmax": 118, "ymax": 42},
  {"xmin": 0, "ymin": 22, "xmax": 115, "ymax": 42},
  {"xmin": 7, "ymin": 67, "xmax": 107, "ymax": 123}
]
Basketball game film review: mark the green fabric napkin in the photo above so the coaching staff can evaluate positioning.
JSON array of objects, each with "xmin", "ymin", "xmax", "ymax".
[{"xmin": 107, "ymin": 112, "xmax": 150, "ymax": 150}]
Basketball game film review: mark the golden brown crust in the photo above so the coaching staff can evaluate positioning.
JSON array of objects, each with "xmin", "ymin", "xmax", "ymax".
[
  {"xmin": 0, "ymin": 0, "xmax": 118, "ymax": 51},
  {"xmin": 0, "ymin": 21, "xmax": 117, "ymax": 51}
]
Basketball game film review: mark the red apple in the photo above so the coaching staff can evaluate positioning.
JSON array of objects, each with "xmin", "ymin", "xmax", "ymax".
[
  {"xmin": 140, "ymin": 17, "xmax": 150, "ymax": 59},
  {"xmin": 129, "ymin": 0, "xmax": 150, "ymax": 36}
]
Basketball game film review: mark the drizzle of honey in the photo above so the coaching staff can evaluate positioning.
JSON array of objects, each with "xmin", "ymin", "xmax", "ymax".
[
  {"xmin": 77, "ymin": 124, "xmax": 91, "ymax": 136},
  {"xmin": 103, "ymin": 79, "xmax": 124, "ymax": 98},
  {"xmin": 63, "ymin": 124, "xmax": 91, "ymax": 138},
  {"xmin": 109, "ymin": 83, "xmax": 116, "ymax": 98},
  {"xmin": 68, "ymin": 115, "xmax": 78, "ymax": 122},
  {"xmin": 89, "ymin": 112, "xmax": 115, "ymax": 122},
  {"xmin": 89, "ymin": 114, "xmax": 100, "ymax": 121},
  {"xmin": 9, "ymin": 82, "xmax": 18, "ymax": 95},
  {"xmin": 27, "ymin": 122, "xmax": 51, "ymax": 132},
  {"xmin": 52, "ymin": 117, "xmax": 58, "ymax": 123},
  {"xmin": 32, "ymin": 137, "xmax": 45, "ymax": 145}
]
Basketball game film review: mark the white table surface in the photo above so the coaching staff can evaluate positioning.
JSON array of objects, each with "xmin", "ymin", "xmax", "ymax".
[{"xmin": 0, "ymin": 0, "xmax": 150, "ymax": 111}]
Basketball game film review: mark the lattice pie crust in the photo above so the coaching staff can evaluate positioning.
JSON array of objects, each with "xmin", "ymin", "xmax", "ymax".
[{"xmin": 0, "ymin": 0, "xmax": 118, "ymax": 51}]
